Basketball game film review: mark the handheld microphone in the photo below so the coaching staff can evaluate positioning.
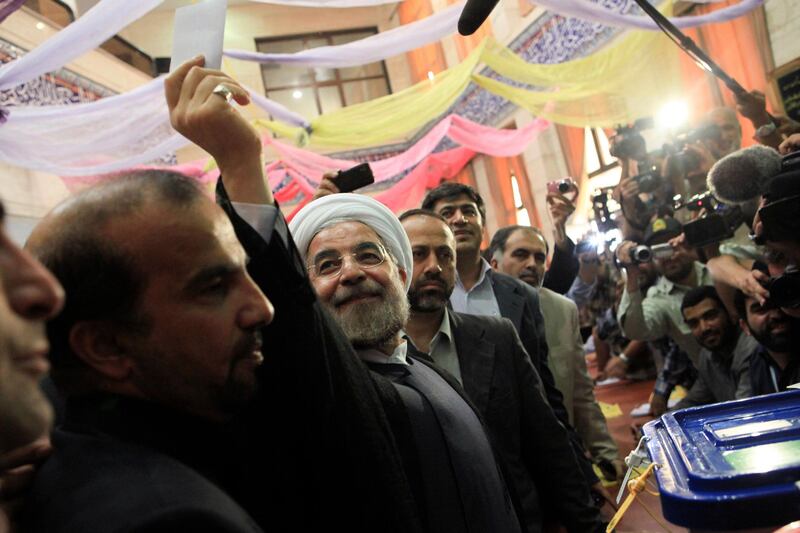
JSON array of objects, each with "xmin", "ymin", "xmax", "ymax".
[
  {"xmin": 458, "ymin": 0, "xmax": 500, "ymax": 35},
  {"xmin": 707, "ymin": 145, "xmax": 782, "ymax": 205}
]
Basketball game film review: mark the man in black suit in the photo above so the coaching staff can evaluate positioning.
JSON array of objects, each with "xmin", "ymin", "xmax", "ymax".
[
  {"xmin": 421, "ymin": 184, "xmax": 605, "ymax": 506},
  {"xmin": 400, "ymin": 209, "xmax": 604, "ymax": 533},
  {"xmin": 23, "ymin": 58, "xmax": 422, "ymax": 533}
]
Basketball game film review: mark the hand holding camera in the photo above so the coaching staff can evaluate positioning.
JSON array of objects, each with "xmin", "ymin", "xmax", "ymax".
[{"xmin": 547, "ymin": 179, "xmax": 578, "ymax": 249}]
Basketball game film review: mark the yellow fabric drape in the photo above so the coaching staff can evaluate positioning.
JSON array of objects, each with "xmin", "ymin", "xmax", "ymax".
[
  {"xmin": 255, "ymin": 40, "xmax": 486, "ymax": 148},
  {"xmin": 256, "ymin": 10, "xmax": 681, "ymax": 148},
  {"xmin": 474, "ymin": 27, "xmax": 681, "ymax": 128}
]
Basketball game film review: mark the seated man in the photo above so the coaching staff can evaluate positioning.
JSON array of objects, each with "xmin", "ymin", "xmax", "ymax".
[
  {"xmin": 675, "ymin": 286, "xmax": 756, "ymax": 409},
  {"xmin": 400, "ymin": 210, "xmax": 604, "ymax": 533},
  {"xmin": 24, "ymin": 59, "xmax": 422, "ymax": 533},
  {"xmin": 289, "ymin": 193, "xmax": 525, "ymax": 533},
  {"xmin": 0, "ymin": 200, "xmax": 64, "ymax": 533},
  {"xmin": 489, "ymin": 224, "xmax": 621, "ymax": 480}
]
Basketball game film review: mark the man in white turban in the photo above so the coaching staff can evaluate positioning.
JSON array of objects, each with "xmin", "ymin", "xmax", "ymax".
[
  {"xmin": 290, "ymin": 192, "xmax": 524, "ymax": 533},
  {"xmin": 290, "ymin": 193, "xmax": 414, "ymax": 354}
]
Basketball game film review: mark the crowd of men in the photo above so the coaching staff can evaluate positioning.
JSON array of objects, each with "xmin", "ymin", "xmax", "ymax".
[{"xmin": 0, "ymin": 55, "xmax": 799, "ymax": 532}]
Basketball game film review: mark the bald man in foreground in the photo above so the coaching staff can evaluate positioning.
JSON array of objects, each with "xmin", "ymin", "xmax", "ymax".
[{"xmin": 23, "ymin": 58, "xmax": 423, "ymax": 533}]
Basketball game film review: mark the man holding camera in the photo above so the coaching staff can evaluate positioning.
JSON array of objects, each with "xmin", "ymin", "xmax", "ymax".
[
  {"xmin": 735, "ymin": 283, "xmax": 800, "ymax": 395},
  {"xmin": 616, "ymin": 216, "xmax": 712, "ymax": 415}
]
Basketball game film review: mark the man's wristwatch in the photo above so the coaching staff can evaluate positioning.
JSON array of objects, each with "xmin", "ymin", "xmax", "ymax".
[
  {"xmin": 754, "ymin": 122, "xmax": 777, "ymax": 140},
  {"xmin": 619, "ymin": 353, "xmax": 630, "ymax": 365}
]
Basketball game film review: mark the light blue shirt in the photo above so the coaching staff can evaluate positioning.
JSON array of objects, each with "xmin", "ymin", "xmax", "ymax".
[{"xmin": 450, "ymin": 258, "xmax": 502, "ymax": 318}]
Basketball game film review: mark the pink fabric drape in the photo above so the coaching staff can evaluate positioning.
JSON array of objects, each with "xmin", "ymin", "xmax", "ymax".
[
  {"xmin": 61, "ymin": 114, "xmax": 545, "ymax": 216},
  {"xmin": 264, "ymin": 114, "xmax": 548, "ymax": 190}
]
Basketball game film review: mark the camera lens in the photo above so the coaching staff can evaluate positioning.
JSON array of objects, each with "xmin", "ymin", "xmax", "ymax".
[
  {"xmin": 558, "ymin": 181, "xmax": 571, "ymax": 193},
  {"xmin": 630, "ymin": 245, "xmax": 652, "ymax": 264}
]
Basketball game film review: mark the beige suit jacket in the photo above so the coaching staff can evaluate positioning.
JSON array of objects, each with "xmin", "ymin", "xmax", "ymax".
[{"xmin": 539, "ymin": 287, "xmax": 619, "ymax": 464}]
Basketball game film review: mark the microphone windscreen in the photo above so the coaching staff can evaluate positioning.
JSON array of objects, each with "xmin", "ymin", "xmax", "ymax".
[
  {"xmin": 707, "ymin": 145, "xmax": 782, "ymax": 204},
  {"xmin": 458, "ymin": 0, "xmax": 500, "ymax": 35}
]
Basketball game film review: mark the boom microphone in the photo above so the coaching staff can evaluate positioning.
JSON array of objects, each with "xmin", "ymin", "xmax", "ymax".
[
  {"xmin": 707, "ymin": 145, "xmax": 782, "ymax": 205},
  {"xmin": 458, "ymin": 0, "xmax": 500, "ymax": 36}
]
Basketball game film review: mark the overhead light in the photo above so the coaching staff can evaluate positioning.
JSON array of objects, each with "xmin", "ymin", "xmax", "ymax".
[
  {"xmin": 35, "ymin": 22, "xmax": 46, "ymax": 30},
  {"xmin": 427, "ymin": 71, "xmax": 435, "ymax": 82},
  {"xmin": 657, "ymin": 99, "xmax": 689, "ymax": 131},
  {"xmin": 292, "ymin": 90, "xmax": 303, "ymax": 100}
]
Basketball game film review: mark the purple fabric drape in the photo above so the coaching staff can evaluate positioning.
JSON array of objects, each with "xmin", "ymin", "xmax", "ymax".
[
  {"xmin": 0, "ymin": 0, "xmax": 25, "ymax": 24},
  {"xmin": 0, "ymin": 0, "xmax": 163, "ymax": 91},
  {"xmin": 0, "ymin": 76, "xmax": 308, "ymax": 176}
]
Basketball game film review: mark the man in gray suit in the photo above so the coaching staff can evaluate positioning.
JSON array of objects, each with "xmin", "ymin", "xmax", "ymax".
[
  {"xmin": 400, "ymin": 209, "xmax": 604, "ymax": 533},
  {"xmin": 489, "ymin": 225, "xmax": 622, "ymax": 480}
]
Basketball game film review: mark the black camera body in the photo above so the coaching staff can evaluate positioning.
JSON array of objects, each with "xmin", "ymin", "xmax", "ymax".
[
  {"xmin": 610, "ymin": 119, "xmax": 664, "ymax": 195},
  {"xmin": 592, "ymin": 189, "xmax": 617, "ymax": 233},
  {"xmin": 610, "ymin": 118, "xmax": 654, "ymax": 160},
  {"xmin": 680, "ymin": 191, "xmax": 744, "ymax": 248},
  {"xmin": 633, "ymin": 163, "xmax": 663, "ymax": 194},
  {"xmin": 763, "ymin": 269, "xmax": 800, "ymax": 309},
  {"xmin": 663, "ymin": 124, "xmax": 722, "ymax": 177}
]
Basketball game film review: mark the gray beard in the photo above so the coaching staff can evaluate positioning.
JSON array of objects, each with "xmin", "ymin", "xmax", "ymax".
[{"xmin": 328, "ymin": 279, "xmax": 409, "ymax": 350}]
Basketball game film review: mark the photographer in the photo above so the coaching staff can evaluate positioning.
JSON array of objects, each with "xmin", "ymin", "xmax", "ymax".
[
  {"xmin": 661, "ymin": 108, "xmax": 740, "ymax": 205},
  {"xmin": 735, "ymin": 266, "xmax": 800, "ymax": 395},
  {"xmin": 736, "ymin": 90, "xmax": 800, "ymax": 151},
  {"xmin": 616, "ymin": 216, "xmax": 712, "ymax": 414}
]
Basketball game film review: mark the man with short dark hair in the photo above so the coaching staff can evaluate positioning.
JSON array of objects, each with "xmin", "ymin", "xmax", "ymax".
[
  {"xmin": 735, "ymin": 286, "xmax": 800, "ymax": 395},
  {"xmin": 26, "ymin": 169, "xmax": 272, "ymax": 532},
  {"xmin": 675, "ymin": 286, "xmax": 756, "ymax": 409},
  {"xmin": 421, "ymin": 183, "xmax": 604, "ymax": 519},
  {"xmin": 400, "ymin": 210, "xmax": 604, "ymax": 533},
  {"xmin": 489, "ymin": 224, "xmax": 621, "ymax": 480},
  {"xmin": 421, "ymin": 182, "xmax": 577, "ymax": 294}
]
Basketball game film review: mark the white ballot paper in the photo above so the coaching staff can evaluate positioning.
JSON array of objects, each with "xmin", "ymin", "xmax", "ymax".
[{"xmin": 170, "ymin": 0, "xmax": 228, "ymax": 71}]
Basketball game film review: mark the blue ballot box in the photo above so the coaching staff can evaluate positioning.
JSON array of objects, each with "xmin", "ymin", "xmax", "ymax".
[{"xmin": 642, "ymin": 390, "xmax": 800, "ymax": 530}]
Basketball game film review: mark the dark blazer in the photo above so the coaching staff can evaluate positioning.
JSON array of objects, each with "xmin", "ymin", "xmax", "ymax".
[
  {"xmin": 543, "ymin": 238, "xmax": 579, "ymax": 295},
  {"xmin": 487, "ymin": 270, "xmax": 600, "ymax": 490},
  {"xmin": 25, "ymin": 398, "xmax": 263, "ymax": 533},
  {"xmin": 445, "ymin": 311, "xmax": 603, "ymax": 533}
]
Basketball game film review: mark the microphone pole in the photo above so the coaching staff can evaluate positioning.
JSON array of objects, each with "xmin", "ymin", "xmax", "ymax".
[{"xmin": 630, "ymin": 0, "xmax": 747, "ymax": 97}]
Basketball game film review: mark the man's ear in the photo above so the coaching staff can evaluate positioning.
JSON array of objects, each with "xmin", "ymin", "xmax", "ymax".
[
  {"xmin": 739, "ymin": 318, "xmax": 752, "ymax": 336},
  {"xmin": 68, "ymin": 321, "xmax": 135, "ymax": 381},
  {"xmin": 490, "ymin": 257, "xmax": 499, "ymax": 270}
]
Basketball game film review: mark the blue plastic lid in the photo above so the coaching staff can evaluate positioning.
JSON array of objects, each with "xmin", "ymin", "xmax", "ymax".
[{"xmin": 643, "ymin": 390, "xmax": 800, "ymax": 530}]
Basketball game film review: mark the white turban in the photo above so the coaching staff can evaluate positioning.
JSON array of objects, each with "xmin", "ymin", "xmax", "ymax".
[{"xmin": 288, "ymin": 193, "xmax": 413, "ymax": 291}]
